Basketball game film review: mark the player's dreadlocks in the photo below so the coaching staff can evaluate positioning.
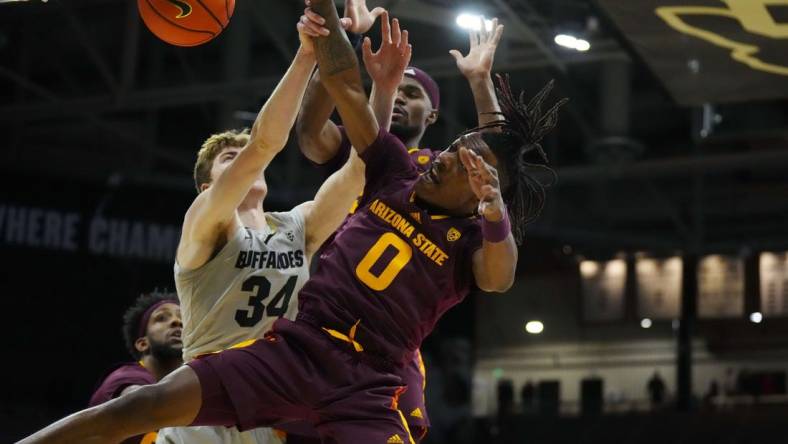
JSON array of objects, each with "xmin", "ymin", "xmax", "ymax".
[
  {"xmin": 121, "ymin": 289, "xmax": 178, "ymax": 359},
  {"xmin": 466, "ymin": 74, "xmax": 568, "ymax": 244}
]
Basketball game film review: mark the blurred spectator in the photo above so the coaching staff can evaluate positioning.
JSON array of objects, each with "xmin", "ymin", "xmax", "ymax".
[
  {"xmin": 703, "ymin": 380, "xmax": 719, "ymax": 409},
  {"xmin": 737, "ymin": 368, "xmax": 752, "ymax": 397},
  {"xmin": 647, "ymin": 371, "xmax": 666, "ymax": 409},
  {"xmin": 520, "ymin": 380, "xmax": 536, "ymax": 414},
  {"xmin": 497, "ymin": 379, "xmax": 515, "ymax": 417},
  {"xmin": 723, "ymin": 367, "xmax": 737, "ymax": 397}
]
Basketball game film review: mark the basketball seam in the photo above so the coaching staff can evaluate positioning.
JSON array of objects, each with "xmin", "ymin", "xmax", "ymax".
[
  {"xmin": 145, "ymin": 0, "xmax": 216, "ymax": 38},
  {"xmin": 193, "ymin": 0, "xmax": 225, "ymax": 30}
]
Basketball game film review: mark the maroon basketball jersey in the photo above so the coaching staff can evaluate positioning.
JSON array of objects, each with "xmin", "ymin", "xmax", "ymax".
[
  {"xmin": 309, "ymin": 125, "xmax": 434, "ymax": 178},
  {"xmin": 89, "ymin": 362, "xmax": 158, "ymax": 444},
  {"xmin": 298, "ymin": 129, "xmax": 482, "ymax": 366},
  {"xmin": 89, "ymin": 362, "xmax": 155, "ymax": 406}
]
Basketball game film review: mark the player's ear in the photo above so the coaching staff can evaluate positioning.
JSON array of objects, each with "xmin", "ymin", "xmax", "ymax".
[
  {"xmin": 199, "ymin": 182, "xmax": 211, "ymax": 193},
  {"xmin": 135, "ymin": 337, "xmax": 149, "ymax": 355},
  {"xmin": 426, "ymin": 110, "xmax": 438, "ymax": 126}
]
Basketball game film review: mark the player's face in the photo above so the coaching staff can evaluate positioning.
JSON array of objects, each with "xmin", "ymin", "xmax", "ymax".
[
  {"xmin": 415, "ymin": 132, "xmax": 498, "ymax": 215},
  {"xmin": 391, "ymin": 77, "xmax": 437, "ymax": 141},
  {"xmin": 145, "ymin": 303, "xmax": 183, "ymax": 353},
  {"xmin": 209, "ymin": 147, "xmax": 268, "ymax": 196}
]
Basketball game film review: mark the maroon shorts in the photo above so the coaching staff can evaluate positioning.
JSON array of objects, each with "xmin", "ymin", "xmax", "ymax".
[
  {"xmin": 279, "ymin": 349, "xmax": 430, "ymax": 443},
  {"xmin": 187, "ymin": 318, "xmax": 414, "ymax": 444},
  {"xmin": 397, "ymin": 350, "xmax": 429, "ymax": 440}
]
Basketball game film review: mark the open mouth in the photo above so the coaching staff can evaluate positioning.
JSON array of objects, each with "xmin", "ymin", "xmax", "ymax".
[
  {"xmin": 392, "ymin": 106, "xmax": 407, "ymax": 119},
  {"xmin": 423, "ymin": 163, "xmax": 440, "ymax": 184},
  {"xmin": 169, "ymin": 329, "xmax": 182, "ymax": 341}
]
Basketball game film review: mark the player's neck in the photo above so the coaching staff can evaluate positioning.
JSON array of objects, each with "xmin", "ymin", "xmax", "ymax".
[
  {"xmin": 237, "ymin": 199, "xmax": 267, "ymax": 231},
  {"xmin": 392, "ymin": 126, "xmax": 425, "ymax": 149},
  {"xmin": 140, "ymin": 355, "xmax": 182, "ymax": 382},
  {"xmin": 402, "ymin": 134, "xmax": 423, "ymax": 149}
]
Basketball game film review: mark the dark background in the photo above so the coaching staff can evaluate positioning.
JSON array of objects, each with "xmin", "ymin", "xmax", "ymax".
[{"xmin": 2, "ymin": 0, "xmax": 788, "ymax": 442}]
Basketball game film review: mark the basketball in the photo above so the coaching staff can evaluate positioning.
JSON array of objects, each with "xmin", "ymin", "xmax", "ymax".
[{"xmin": 138, "ymin": 0, "xmax": 235, "ymax": 47}]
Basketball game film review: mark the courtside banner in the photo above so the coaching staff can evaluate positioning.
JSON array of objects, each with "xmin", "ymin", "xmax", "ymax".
[
  {"xmin": 596, "ymin": 0, "xmax": 788, "ymax": 105},
  {"xmin": 760, "ymin": 252, "xmax": 788, "ymax": 317},
  {"xmin": 697, "ymin": 255, "xmax": 744, "ymax": 318},
  {"xmin": 580, "ymin": 259, "xmax": 626, "ymax": 322},
  {"xmin": 636, "ymin": 257, "xmax": 682, "ymax": 319}
]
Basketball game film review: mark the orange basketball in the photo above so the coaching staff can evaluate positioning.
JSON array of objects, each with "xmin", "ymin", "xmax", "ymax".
[{"xmin": 138, "ymin": 0, "xmax": 235, "ymax": 47}]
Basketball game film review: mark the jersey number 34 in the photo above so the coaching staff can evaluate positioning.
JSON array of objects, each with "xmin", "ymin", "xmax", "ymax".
[{"xmin": 235, "ymin": 275, "xmax": 296, "ymax": 327}]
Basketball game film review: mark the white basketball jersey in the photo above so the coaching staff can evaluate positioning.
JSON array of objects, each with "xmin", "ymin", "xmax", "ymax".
[
  {"xmin": 169, "ymin": 209, "xmax": 309, "ymax": 444},
  {"xmin": 175, "ymin": 209, "xmax": 309, "ymax": 362},
  {"xmin": 155, "ymin": 425, "xmax": 285, "ymax": 444}
]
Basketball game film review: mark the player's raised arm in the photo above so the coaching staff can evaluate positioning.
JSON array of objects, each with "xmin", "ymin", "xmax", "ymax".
[
  {"xmin": 303, "ymin": 0, "xmax": 379, "ymax": 154},
  {"xmin": 299, "ymin": 13, "xmax": 411, "ymax": 257},
  {"xmin": 177, "ymin": 39, "xmax": 317, "ymax": 270},
  {"xmin": 363, "ymin": 12, "xmax": 411, "ymax": 131},
  {"xmin": 295, "ymin": 0, "xmax": 383, "ymax": 164},
  {"xmin": 462, "ymin": 147, "xmax": 518, "ymax": 292},
  {"xmin": 450, "ymin": 16, "xmax": 505, "ymax": 128}
]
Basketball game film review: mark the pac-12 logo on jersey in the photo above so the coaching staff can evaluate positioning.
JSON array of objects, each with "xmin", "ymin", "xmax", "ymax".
[{"xmin": 447, "ymin": 227, "xmax": 462, "ymax": 242}]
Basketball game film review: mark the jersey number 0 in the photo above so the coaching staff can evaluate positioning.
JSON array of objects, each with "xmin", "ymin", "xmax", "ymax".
[{"xmin": 355, "ymin": 232, "xmax": 413, "ymax": 291}]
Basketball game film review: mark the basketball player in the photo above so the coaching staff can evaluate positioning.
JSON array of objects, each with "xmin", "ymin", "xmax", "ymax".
[
  {"xmin": 88, "ymin": 292, "xmax": 182, "ymax": 444},
  {"xmin": 155, "ymin": 8, "xmax": 411, "ymax": 444},
  {"xmin": 296, "ymin": 10, "xmax": 506, "ymax": 440},
  {"xmin": 17, "ymin": 1, "xmax": 566, "ymax": 442}
]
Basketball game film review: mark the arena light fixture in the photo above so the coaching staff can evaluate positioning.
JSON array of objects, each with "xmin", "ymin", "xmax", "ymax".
[
  {"xmin": 554, "ymin": 33, "xmax": 591, "ymax": 52},
  {"xmin": 750, "ymin": 312, "xmax": 763, "ymax": 324},
  {"xmin": 525, "ymin": 320, "xmax": 544, "ymax": 334},
  {"xmin": 640, "ymin": 318, "xmax": 653, "ymax": 329},
  {"xmin": 456, "ymin": 13, "xmax": 494, "ymax": 32}
]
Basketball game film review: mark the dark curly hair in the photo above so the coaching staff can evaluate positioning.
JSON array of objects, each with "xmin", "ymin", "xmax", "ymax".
[
  {"xmin": 121, "ymin": 290, "xmax": 178, "ymax": 360},
  {"xmin": 464, "ymin": 74, "xmax": 568, "ymax": 244}
]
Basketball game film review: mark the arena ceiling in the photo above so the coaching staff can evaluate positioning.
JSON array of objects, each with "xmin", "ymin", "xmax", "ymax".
[{"xmin": 1, "ymin": 0, "xmax": 787, "ymax": 255}]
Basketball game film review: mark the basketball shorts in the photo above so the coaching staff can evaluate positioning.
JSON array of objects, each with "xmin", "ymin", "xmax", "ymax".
[{"xmin": 187, "ymin": 318, "xmax": 415, "ymax": 444}]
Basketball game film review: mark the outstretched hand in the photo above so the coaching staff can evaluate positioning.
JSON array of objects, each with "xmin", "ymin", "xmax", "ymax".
[
  {"xmin": 459, "ymin": 147, "xmax": 505, "ymax": 221},
  {"xmin": 450, "ymin": 17, "xmax": 504, "ymax": 79},
  {"xmin": 296, "ymin": 7, "xmax": 353, "ymax": 53},
  {"xmin": 362, "ymin": 11, "xmax": 412, "ymax": 93},
  {"xmin": 344, "ymin": 0, "xmax": 386, "ymax": 34}
]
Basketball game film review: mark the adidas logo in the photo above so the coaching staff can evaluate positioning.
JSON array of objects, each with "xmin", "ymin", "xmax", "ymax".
[
  {"xmin": 410, "ymin": 407, "xmax": 423, "ymax": 419},
  {"xmin": 387, "ymin": 434, "xmax": 404, "ymax": 444}
]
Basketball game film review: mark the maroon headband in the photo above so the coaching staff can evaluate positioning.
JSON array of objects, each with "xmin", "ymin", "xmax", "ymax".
[
  {"xmin": 137, "ymin": 299, "xmax": 178, "ymax": 338},
  {"xmin": 404, "ymin": 66, "xmax": 440, "ymax": 110}
]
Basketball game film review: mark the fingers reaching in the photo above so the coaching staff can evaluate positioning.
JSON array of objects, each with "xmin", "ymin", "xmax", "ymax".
[
  {"xmin": 362, "ymin": 36, "xmax": 374, "ymax": 61},
  {"xmin": 380, "ymin": 10, "xmax": 391, "ymax": 44},
  {"xmin": 460, "ymin": 147, "xmax": 496, "ymax": 186},
  {"xmin": 469, "ymin": 28, "xmax": 479, "ymax": 49},
  {"xmin": 391, "ymin": 18, "xmax": 401, "ymax": 47},
  {"xmin": 299, "ymin": 9, "xmax": 329, "ymax": 36},
  {"xmin": 478, "ymin": 15, "xmax": 488, "ymax": 41},
  {"xmin": 370, "ymin": 6, "xmax": 386, "ymax": 20},
  {"xmin": 491, "ymin": 22, "xmax": 504, "ymax": 46}
]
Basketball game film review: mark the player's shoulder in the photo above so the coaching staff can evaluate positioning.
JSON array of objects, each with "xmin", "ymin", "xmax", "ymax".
[
  {"xmin": 266, "ymin": 207, "xmax": 301, "ymax": 225},
  {"xmin": 408, "ymin": 147, "xmax": 436, "ymax": 170},
  {"xmin": 434, "ymin": 216, "xmax": 482, "ymax": 248},
  {"xmin": 266, "ymin": 208, "xmax": 306, "ymax": 235},
  {"xmin": 370, "ymin": 128, "xmax": 408, "ymax": 152},
  {"xmin": 89, "ymin": 362, "xmax": 154, "ymax": 406},
  {"xmin": 103, "ymin": 362, "xmax": 154, "ymax": 385}
]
